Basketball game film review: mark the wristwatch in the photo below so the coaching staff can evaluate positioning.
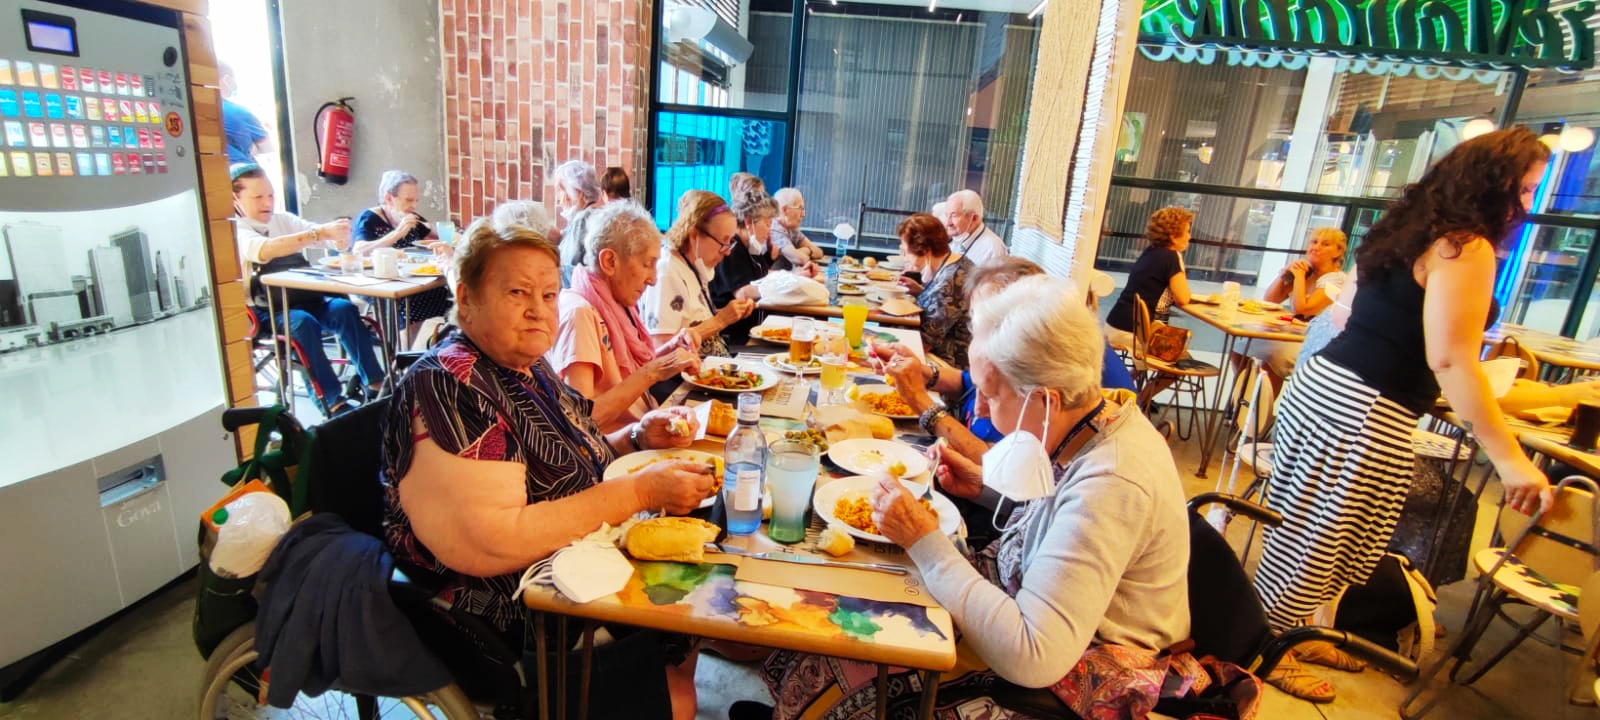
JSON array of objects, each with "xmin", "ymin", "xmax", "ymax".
[
  {"xmin": 925, "ymin": 362, "xmax": 941, "ymax": 389},
  {"xmin": 918, "ymin": 406, "xmax": 950, "ymax": 436},
  {"xmin": 629, "ymin": 423, "xmax": 644, "ymax": 451}
]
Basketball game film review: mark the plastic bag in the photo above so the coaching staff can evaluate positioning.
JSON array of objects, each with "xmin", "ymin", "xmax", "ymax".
[
  {"xmin": 755, "ymin": 271, "xmax": 829, "ymax": 306},
  {"xmin": 209, "ymin": 491, "xmax": 292, "ymax": 578}
]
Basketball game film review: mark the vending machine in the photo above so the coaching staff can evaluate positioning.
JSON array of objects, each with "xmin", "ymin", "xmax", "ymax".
[{"xmin": 0, "ymin": 0, "xmax": 235, "ymax": 686}]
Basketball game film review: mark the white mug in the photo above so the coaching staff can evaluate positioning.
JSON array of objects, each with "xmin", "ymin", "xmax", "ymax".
[{"xmin": 372, "ymin": 248, "xmax": 401, "ymax": 279}]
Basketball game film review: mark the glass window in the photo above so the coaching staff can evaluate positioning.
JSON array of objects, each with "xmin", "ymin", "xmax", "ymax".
[
  {"xmin": 1116, "ymin": 47, "xmax": 1515, "ymax": 199},
  {"xmin": 657, "ymin": 0, "xmax": 791, "ymax": 113},
  {"xmin": 1514, "ymin": 66, "xmax": 1599, "ymax": 218},
  {"xmin": 652, "ymin": 110, "xmax": 788, "ymax": 227},
  {"xmin": 1501, "ymin": 224, "xmax": 1598, "ymax": 333},
  {"xmin": 792, "ymin": 4, "xmax": 1041, "ymax": 249}
]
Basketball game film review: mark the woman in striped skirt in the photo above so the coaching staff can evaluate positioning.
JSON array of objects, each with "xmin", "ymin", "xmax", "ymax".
[{"xmin": 1254, "ymin": 127, "xmax": 1555, "ymax": 702}]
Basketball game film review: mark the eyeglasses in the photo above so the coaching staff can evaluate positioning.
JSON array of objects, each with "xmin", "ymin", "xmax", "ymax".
[{"xmin": 699, "ymin": 229, "xmax": 735, "ymax": 253}]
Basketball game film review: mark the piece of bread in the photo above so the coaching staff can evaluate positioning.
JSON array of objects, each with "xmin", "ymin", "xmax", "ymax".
[
  {"xmin": 706, "ymin": 400, "xmax": 736, "ymax": 437},
  {"xmin": 622, "ymin": 517, "xmax": 720, "ymax": 563},
  {"xmin": 863, "ymin": 413, "xmax": 896, "ymax": 440},
  {"xmin": 817, "ymin": 524, "xmax": 856, "ymax": 556},
  {"xmin": 877, "ymin": 297, "xmax": 921, "ymax": 317},
  {"xmin": 864, "ymin": 257, "xmax": 879, "ymax": 268}
]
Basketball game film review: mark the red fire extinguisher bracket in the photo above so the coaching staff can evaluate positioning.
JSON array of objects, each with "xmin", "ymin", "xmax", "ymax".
[{"xmin": 314, "ymin": 97, "xmax": 355, "ymax": 185}]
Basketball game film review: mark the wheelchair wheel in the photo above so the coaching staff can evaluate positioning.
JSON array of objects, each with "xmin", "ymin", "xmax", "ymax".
[{"xmin": 199, "ymin": 625, "xmax": 479, "ymax": 719}]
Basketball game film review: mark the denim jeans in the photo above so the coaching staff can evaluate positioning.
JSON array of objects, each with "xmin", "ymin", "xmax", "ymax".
[{"xmin": 256, "ymin": 298, "xmax": 384, "ymax": 410}]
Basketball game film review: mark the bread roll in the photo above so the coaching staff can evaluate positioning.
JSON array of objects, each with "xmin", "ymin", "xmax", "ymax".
[
  {"xmin": 706, "ymin": 400, "xmax": 736, "ymax": 436},
  {"xmin": 817, "ymin": 524, "xmax": 856, "ymax": 556},
  {"xmin": 863, "ymin": 413, "xmax": 896, "ymax": 440},
  {"xmin": 864, "ymin": 257, "xmax": 879, "ymax": 268},
  {"xmin": 622, "ymin": 517, "xmax": 721, "ymax": 563}
]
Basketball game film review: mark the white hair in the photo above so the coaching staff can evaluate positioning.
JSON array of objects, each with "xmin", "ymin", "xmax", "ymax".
[
  {"xmin": 971, "ymin": 275, "xmax": 1103, "ymax": 406},
  {"xmin": 931, "ymin": 201, "xmax": 948, "ymax": 217},
  {"xmin": 583, "ymin": 200, "xmax": 659, "ymax": 269},
  {"xmin": 773, "ymin": 187, "xmax": 804, "ymax": 209},
  {"xmin": 489, "ymin": 200, "xmax": 556, "ymax": 238},
  {"xmin": 552, "ymin": 160, "xmax": 601, "ymax": 205},
  {"xmin": 377, "ymin": 170, "xmax": 418, "ymax": 203},
  {"xmin": 947, "ymin": 189, "xmax": 984, "ymax": 218}
]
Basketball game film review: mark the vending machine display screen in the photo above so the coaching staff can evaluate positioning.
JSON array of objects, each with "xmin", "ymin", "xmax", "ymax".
[{"xmin": 22, "ymin": 11, "xmax": 76, "ymax": 56}]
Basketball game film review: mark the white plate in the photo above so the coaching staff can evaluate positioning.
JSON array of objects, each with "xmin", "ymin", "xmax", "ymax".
[
  {"xmin": 813, "ymin": 475, "xmax": 959, "ymax": 544},
  {"xmin": 852, "ymin": 384, "xmax": 918, "ymax": 420},
  {"xmin": 764, "ymin": 353, "xmax": 822, "ymax": 375},
  {"xmin": 827, "ymin": 437, "xmax": 929, "ymax": 478},
  {"xmin": 401, "ymin": 265, "xmax": 445, "ymax": 278},
  {"xmin": 837, "ymin": 283, "xmax": 867, "ymax": 296},
  {"xmin": 315, "ymin": 255, "xmax": 374, "ymax": 270},
  {"xmin": 879, "ymin": 261, "xmax": 904, "ymax": 271},
  {"xmin": 681, "ymin": 361, "xmax": 779, "ymax": 394},
  {"xmin": 604, "ymin": 449, "xmax": 723, "ymax": 508}
]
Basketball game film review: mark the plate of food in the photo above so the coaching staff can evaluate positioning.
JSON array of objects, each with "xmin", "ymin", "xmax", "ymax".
[
  {"xmin": 604, "ymin": 449, "xmax": 724, "ymax": 509},
  {"xmin": 682, "ymin": 362, "xmax": 779, "ymax": 393},
  {"xmin": 316, "ymin": 255, "xmax": 375, "ymax": 270},
  {"xmin": 837, "ymin": 283, "xmax": 866, "ymax": 295},
  {"xmin": 814, "ymin": 475, "xmax": 959, "ymax": 544},
  {"xmin": 840, "ymin": 272, "xmax": 866, "ymax": 283},
  {"xmin": 764, "ymin": 353, "xmax": 822, "ymax": 375},
  {"xmin": 1239, "ymin": 299, "xmax": 1283, "ymax": 314},
  {"xmin": 850, "ymin": 384, "xmax": 918, "ymax": 419},
  {"xmin": 827, "ymin": 437, "xmax": 929, "ymax": 478},
  {"xmin": 403, "ymin": 263, "xmax": 444, "ymax": 277},
  {"xmin": 865, "ymin": 269, "xmax": 898, "ymax": 282},
  {"xmin": 749, "ymin": 325, "xmax": 792, "ymax": 344}
]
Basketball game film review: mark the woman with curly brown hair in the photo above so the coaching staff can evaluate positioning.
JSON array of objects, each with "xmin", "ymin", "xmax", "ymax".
[
  {"xmin": 896, "ymin": 212, "xmax": 974, "ymax": 366},
  {"xmin": 1253, "ymin": 127, "xmax": 1553, "ymax": 702},
  {"xmin": 1104, "ymin": 206, "xmax": 1194, "ymax": 348}
]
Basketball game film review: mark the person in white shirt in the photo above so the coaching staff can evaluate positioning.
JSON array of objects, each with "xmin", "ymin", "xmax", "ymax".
[
  {"xmin": 771, "ymin": 187, "xmax": 825, "ymax": 265},
  {"xmin": 639, "ymin": 190, "xmax": 755, "ymax": 357},
  {"xmin": 231, "ymin": 163, "xmax": 382, "ymax": 416},
  {"xmin": 945, "ymin": 189, "xmax": 1009, "ymax": 267}
]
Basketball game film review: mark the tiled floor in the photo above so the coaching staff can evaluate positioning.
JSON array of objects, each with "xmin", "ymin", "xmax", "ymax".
[{"xmin": 3, "ymin": 411, "xmax": 1595, "ymax": 719}]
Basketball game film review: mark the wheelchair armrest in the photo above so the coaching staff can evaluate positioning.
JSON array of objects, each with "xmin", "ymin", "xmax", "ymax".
[
  {"xmin": 394, "ymin": 351, "xmax": 426, "ymax": 374},
  {"xmin": 222, "ymin": 406, "xmax": 274, "ymax": 433},
  {"xmin": 1258, "ymin": 626, "xmax": 1418, "ymax": 680},
  {"xmin": 1186, "ymin": 492, "xmax": 1283, "ymax": 527},
  {"xmin": 389, "ymin": 568, "xmax": 523, "ymax": 668}
]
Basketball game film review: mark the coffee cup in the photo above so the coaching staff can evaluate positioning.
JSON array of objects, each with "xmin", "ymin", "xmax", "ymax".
[
  {"xmin": 372, "ymin": 248, "xmax": 400, "ymax": 279},
  {"xmin": 1570, "ymin": 400, "xmax": 1600, "ymax": 451}
]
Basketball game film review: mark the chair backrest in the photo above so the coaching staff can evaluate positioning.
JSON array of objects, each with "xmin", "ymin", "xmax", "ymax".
[
  {"xmin": 1131, "ymin": 295, "xmax": 1154, "ymax": 364},
  {"xmin": 1499, "ymin": 476, "xmax": 1600, "ymax": 589},
  {"xmin": 1485, "ymin": 337, "xmax": 1540, "ymax": 381},
  {"xmin": 1185, "ymin": 509, "xmax": 1275, "ymax": 666},
  {"xmin": 304, "ymin": 397, "xmax": 392, "ymax": 538}
]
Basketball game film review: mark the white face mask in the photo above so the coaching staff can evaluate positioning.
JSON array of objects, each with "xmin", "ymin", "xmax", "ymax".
[
  {"xmin": 693, "ymin": 256, "xmax": 716, "ymax": 284},
  {"xmin": 748, "ymin": 236, "xmax": 768, "ymax": 255},
  {"xmin": 981, "ymin": 390, "xmax": 1058, "ymax": 532}
]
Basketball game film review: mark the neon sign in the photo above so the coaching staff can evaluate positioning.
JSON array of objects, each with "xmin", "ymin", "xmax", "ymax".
[{"xmin": 1151, "ymin": 0, "xmax": 1595, "ymax": 70}]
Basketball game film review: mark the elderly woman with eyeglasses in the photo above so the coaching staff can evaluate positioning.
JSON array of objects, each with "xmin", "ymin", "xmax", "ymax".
[
  {"xmin": 382, "ymin": 218, "xmax": 713, "ymax": 719},
  {"xmin": 744, "ymin": 275, "xmax": 1190, "ymax": 720},
  {"xmin": 552, "ymin": 201, "xmax": 701, "ymax": 432},
  {"xmin": 640, "ymin": 190, "xmax": 756, "ymax": 357},
  {"xmin": 352, "ymin": 170, "xmax": 451, "ymax": 329}
]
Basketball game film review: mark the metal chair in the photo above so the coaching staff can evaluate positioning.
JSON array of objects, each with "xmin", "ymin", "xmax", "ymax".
[{"xmin": 1400, "ymin": 475, "xmax": 1600, "ymax": 718}]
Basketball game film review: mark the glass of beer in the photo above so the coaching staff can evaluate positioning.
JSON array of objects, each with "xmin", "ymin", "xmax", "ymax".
[{"xmin": 789, "ymin": 317, "xmax": 816, "ymax": 365}]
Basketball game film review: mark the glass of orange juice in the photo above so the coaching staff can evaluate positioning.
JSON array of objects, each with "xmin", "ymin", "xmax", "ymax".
[{"xmin": 841, "ymin": 300, "xmax": 869, "ymax": 349}]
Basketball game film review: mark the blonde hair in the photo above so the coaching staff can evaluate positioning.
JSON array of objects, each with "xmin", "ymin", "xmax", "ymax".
[
  {"xmin": 1147, "ymin": 207, "xmax": 1194, "ymax": 248},
  {"xmin": 1309, "ymin": 226, "xmax": 1348, "ymax": 257},
  {"xmin": 663, "ymin": 190, "xmax": 730, "ymax": 253},
  {"xmin": 450, "ymin": 217, "xmax": 559, "ymax": 323},
  {"xmin": 971, "ymin": 275, "xmax": 1104, "ymax": 407}
]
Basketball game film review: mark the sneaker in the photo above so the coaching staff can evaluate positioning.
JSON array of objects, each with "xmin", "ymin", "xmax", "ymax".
[
  {"xmin": 728, "ymin": 701, "xmax": 774, "ymax": 720},
  {"xmin": 325, "ymin": 397, "xmax": 359, "ymax": 418}
]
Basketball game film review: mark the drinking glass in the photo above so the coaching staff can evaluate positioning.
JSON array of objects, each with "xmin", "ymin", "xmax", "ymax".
[
  {"xmin": 766, "ymin": 440, "xmax": 821, "ymax": 544},
  {"xmin": 789, "ymin": 317, "xmax": 816, "ymax": 364},
  {"xmin": 818, "ymin": 354, "xmax": 848, "ymax": 406},
  {"xmin": 436, "ymin": 221, "xmax": 457, "ymax": 247},
  {"xmin": 841, "ymin": 301, "xmax": 869, "ymax": 349},
  {"xmin": 339, "ymin": 250, "xmax": 360, "ymax": 275}
]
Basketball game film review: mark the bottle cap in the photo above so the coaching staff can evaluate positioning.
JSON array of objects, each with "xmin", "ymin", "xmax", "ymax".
[{"xmin": 211, "ymin": 507, "xmax": 228, "ymax": 526}]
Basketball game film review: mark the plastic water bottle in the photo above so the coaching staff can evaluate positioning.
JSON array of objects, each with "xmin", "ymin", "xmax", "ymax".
[
  {"xmin": 722, "ymin": 392, "xmax": 768, "ymax": 535},
  {"xmin": 208, "ymin": 491, "xmax": 291, "ymax": 578},
  {"xmin": 1219, "ymin": 281, "xmax": 1241, "ymax": 324}
]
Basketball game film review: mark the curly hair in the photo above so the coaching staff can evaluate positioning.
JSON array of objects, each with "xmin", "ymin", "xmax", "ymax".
[
  {"xmin": 732, "ymin": 190, "xmax": 777, "ymax": 229},
  {"xmin": 663, "ymin": 190, "xmax": 730, "ymax": 253},
  {"xmin": 1146, "ymin": 207, "xmax": 1194, "ymax": 248},
  {"xmin": 1355, "ymin": 126, "xmax": 1549, "ymax": 282},
  {"xmin": 897, "ymin": 213, "xmax": 952, "ymax": 256}
]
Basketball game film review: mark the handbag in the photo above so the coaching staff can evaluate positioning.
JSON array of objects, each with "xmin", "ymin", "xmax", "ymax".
[{"xmin": 1147, "ymin": 322, "xmax": 1192, "ymax": 363}]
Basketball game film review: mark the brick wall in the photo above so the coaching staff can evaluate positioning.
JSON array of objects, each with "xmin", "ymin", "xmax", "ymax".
[{"xmin": 439, "ymin": 0, "xmax": 654, "ymax": 222}]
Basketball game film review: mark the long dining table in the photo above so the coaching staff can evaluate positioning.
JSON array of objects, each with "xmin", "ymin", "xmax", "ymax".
[
  {"xmin": 521, "ymin": 327, "xmax": 959, "ymax": 720},
  {"xmin": 1174, "ymin": 301, "xmax": 1307, "ymax": 477}
]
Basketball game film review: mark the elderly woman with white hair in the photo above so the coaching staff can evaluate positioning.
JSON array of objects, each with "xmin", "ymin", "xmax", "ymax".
[
  {"xmin": 748, "ymin": 275, "xmax": 1190, "ymax": 720},
  {"xmin": 552, "ymin": 201, "xmax": 701, "ymax": 431},
  {"xmin": 552, "ymin": 159, "xmax": 605, "ymax": 283},
  {"xmin": 352, "ymin": 170, "xmax": 451, "ymax": 329}
]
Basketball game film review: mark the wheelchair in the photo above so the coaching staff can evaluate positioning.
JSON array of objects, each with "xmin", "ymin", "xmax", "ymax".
[{"xmin": 195, "ymin": 399, "xmax": 530, "ymax": 720}]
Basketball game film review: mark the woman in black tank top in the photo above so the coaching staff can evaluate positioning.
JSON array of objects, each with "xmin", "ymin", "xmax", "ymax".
[{"xmin": 1252, "ymin": 127, "xmax": 1554, "ymax": 702}]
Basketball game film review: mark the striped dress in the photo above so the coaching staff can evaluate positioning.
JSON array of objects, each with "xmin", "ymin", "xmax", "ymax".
[{"xmin": 1252, "ymin": 354, "xmax": 1417, "ymax": 632}]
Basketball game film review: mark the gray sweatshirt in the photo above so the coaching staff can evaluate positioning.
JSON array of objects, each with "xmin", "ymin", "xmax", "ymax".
[{"xmin": 907, "ymin": 406, "xmax": 1191, "ymax": 688}]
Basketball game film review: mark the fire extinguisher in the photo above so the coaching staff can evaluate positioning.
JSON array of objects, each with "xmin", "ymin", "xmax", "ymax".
[{"xmin": 314, "ymin": 97, "xmax": 355, "ymax": 185}]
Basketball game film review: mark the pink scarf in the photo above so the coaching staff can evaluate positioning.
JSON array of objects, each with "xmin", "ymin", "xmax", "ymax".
[{"xmin": 570, "ymin": 265, "xmax": 655, "ymax": 375}]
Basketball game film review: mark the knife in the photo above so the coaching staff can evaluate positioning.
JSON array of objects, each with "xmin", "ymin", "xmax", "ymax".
[{"xmin": 710, "ymin": 544, "xmax": 908, "ymax": 575}]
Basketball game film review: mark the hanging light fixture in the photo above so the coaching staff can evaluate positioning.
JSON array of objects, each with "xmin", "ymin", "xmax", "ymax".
[
  {"xmin": 1462, "ymin": 117, "xmax": 1497, "ymax": 140},
  {"xmin": 1559, "ymin": 125, "xmax": 1596, "ymax": 153},
  {"xmin": 1539, "ymin": 133, "xmax": 1561, "ymax": 150}
]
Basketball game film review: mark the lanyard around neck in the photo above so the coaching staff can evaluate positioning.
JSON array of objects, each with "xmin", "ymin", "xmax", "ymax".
[
  {"xmin": 1050, "ymin": 398, "xmax": 1106, "ymax": 469},
  {"xmin": 957, "ymin": 224, "xmax": 987, "ymax": 254},
  {"xmin": 677, "ymin": 249, "xmax": 715, "ymax": 310}
]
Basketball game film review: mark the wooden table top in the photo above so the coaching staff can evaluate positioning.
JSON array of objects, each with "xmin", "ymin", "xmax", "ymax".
[
  {"xmin": 1176, "ymin": 302, "xmax": 1307, "ymax": 343},
  {"xmin": 1434, "ymin": 407, "xmax": 1600, "ymax": 477},
  {"xmin": 259, "ymin": 270, "xmax": 445, "ymax": 300},
  {"xmin": 523, "ymin": 356, "xmax": 957, "ymax": 672},
  {"xmin": 758, "ymin": 300, "xmax": 922, "ymax": 329},
  {"xmin": 1483, "ymin": 324, "xmax": 1600, "ymax": 373}
]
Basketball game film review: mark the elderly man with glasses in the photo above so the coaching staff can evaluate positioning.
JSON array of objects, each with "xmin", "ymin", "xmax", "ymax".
[
  {"xmin": 944, "ymin": 189, "xmax": 1009, "ymax": 267},
  {"xmin": 771, "ymin": 187, "xmax": 825, "ymax": 266}
]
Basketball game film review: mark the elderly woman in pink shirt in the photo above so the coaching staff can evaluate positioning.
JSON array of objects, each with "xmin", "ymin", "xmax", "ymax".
[{"xmin": 550, "ymin": 201, "xmax": 701, "ymax": 431}]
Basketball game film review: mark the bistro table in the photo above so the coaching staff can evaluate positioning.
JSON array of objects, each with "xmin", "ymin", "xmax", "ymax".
[
  {"xmin": 258, "ymin": 268, "xmax": 445, "ymax": 405},
  {"xmin": 1174, "ymin": 302, "xmax": 1307, "ymax": 478},
  {"xmin": 522, "ymin": 346, "xmax": 958, "ymax": 720},
  {"xmin": 1482, "ymin": 323, "xmax": 1600, "ymax": 378},
  {"xmin": 758, "ymin": 259, "xmax": 923, "ymax": 329}
]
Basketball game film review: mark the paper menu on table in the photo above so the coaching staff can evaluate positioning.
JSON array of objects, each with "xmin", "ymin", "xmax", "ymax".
[
  {"xmin": 709, "ymin": 531, "xmax": 939, "ymax": 608},
  {"xmin": 330, "ymin": 274, "xmax": 388, "ymax": 287},
  {"xmin": 759, "ymin": 377, "xmax": 809, "ymax": 419}
]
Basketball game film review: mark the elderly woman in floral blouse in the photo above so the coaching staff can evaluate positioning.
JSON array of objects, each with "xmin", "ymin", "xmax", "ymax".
[{"xmin": 895, "ymin": 212, "xmax": 974, "ymax": 367}]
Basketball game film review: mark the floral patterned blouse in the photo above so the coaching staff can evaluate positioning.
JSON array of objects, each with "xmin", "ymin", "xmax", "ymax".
[
  {"xmin": 381, "ymin": 331, "xmax": 615, "ymax": 629},
  {"xmin": 917, "ymin": 254, "xmax": 974, "ymax": 367}
]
